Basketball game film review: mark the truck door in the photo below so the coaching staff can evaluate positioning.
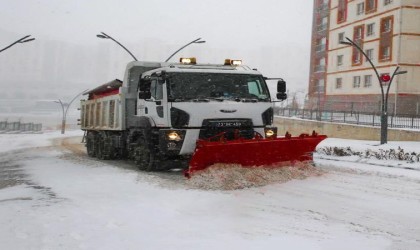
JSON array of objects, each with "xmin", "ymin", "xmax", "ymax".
[{"xmin": 142, "ymin": 77, "xmax": 168, "ymax": 127}]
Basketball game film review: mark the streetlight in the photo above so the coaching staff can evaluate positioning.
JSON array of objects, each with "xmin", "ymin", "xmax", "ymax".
[
  {"xmin": 55, "ymin": 89, "xmax": 88, "ymax": 134},
  {"xmin": 165, "ymin": 38, "xmax": 206, "ymax": 62},
  {"xmin": 96, "ymin": 32, "xmax": 138, "ymax": 61},
  {"xmin": 0, "ymin": 35, "xmax": 35, "ymax": 53},
  {"xmin": 340, "ymin": 37, "xmax": 407, "ymax": 144}
]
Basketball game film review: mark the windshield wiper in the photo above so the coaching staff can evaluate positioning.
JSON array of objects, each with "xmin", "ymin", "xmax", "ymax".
[
  {"xmin": 168, "ymin": 97, "xmax": 186, "ymax": 102},
  {"xmin": 192, "ymin": 98, "xmax": 210, "ymax": 102},
  {"xmin": 240, "ymin": 98, "xmax": 258, "ymax": 103},
  {"xmin": 209, "ymin": 97, "xmax": 225, "ymax": 102}
]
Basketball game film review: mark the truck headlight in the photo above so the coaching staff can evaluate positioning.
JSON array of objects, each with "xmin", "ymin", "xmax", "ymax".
[
  {"xmin": 167, "ymin": 131, "xmax": 182, "ymax": 141},
  {"xmin": 264, "ymin": 127, "xmax": 277, "ymax": 138},
  {"xmin": 159, "ymin": 130, "xmax": 186, "ymax": 154}
]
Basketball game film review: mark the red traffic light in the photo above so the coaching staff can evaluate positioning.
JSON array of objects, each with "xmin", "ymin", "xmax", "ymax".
[{"xmin": 381, "ymin": 74, "xmax": 391, "ymax": 82}]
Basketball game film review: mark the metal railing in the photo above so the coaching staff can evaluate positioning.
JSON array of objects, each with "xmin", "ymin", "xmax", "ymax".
[
  {"xmin": 276, "ymin": 108, "xmax": 420, "ymax": 130},
  {"xmin": 0, "ymin": 121, "xmax": 42, "ymax": 134}
]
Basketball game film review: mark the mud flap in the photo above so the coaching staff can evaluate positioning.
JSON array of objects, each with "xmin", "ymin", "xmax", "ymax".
[{"xmin": 185, "ymin": 131, "xmax": 327, "ymax": 178}]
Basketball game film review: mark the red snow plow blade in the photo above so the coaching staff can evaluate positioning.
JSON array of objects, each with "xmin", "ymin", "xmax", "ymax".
[{"xmin": 185, "ymin": 131, "xmax": 327, "ymax": 178}]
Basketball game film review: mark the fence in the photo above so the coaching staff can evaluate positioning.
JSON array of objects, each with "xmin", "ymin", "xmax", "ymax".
[
  {"xmin": 276, "ymin": 108, "xmax": 420, "ymax": 130},
  {"xmin": 0, "ymin": 121, "xmax": 43, "ymax": 134}
]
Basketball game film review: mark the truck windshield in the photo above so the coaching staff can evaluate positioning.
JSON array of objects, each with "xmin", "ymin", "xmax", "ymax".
[{"xmin": 167, "ymin": 73, "xmax": 270, "ymax": 102}]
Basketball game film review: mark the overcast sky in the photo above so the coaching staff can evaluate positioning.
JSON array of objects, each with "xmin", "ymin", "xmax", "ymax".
[
  {"xmin": 2, "ymin": 0, "xmax": 312, "ymax": 47},
  {"xmin": 0, "ymin": 0, "xmax": 313, "ymax": 100}
]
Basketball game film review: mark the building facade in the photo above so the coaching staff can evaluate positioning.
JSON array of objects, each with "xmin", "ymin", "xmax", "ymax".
[{"xmin": 308, "ymin": 0, "xmax": 420, "ymax": 115}]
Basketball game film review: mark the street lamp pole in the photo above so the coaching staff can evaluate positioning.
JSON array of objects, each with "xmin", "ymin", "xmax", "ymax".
[
  {"xmin": 96, "ymin": 32, "xmax": 138, "ymax": 61},
  {"xmin": 340, "ymin": 37, "xmax": 407, "ymax": 144},
  {"xmin": 55, "ymin": 89, "xmax": 88, "ymax": 134},
  {"xmin": 165, "ymin": 38, "xmax": 205, "ymax": 62},
  {"xmin": 0, "ymin": 35, "xmax": 35, "ymax": 53}
]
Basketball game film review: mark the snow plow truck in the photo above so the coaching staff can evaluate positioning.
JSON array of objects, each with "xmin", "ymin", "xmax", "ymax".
[{"xmin": 80, "ymin": 58, "xmax": 326, "ymax": 177}]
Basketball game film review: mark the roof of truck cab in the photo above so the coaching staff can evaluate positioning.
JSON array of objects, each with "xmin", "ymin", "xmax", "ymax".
[{"xmin": 143, "ymin": 63, "xmax": 263, "ymax": 76}]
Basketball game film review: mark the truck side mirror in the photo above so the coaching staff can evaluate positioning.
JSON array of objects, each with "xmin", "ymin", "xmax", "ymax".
[
  {"xmin": 276, "ymin": 80, "xmax": 287, "ymax": 100},
  {"xmin": 277, "ymin": 80, "xmax": 286, "ymax": 93},
  {"xmin": 276, "ymin": 93, "xmax": 287, "ymax": 100}
]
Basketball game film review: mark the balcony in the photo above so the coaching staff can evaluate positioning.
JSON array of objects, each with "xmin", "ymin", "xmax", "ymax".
[
  {"xmin": 314, "ymin": 65, "xmax": 326, "ymax": 72},
  {"xmin": 316, "ymin": 3, "xmax": 329, "ymax": 16},
  {"xmin": 317, "ymin": 23, "xmax": 328, "ymax": 32},
  {"xmin": 315, "ymin": 44, "xmax": 326, "ymax": 53}
]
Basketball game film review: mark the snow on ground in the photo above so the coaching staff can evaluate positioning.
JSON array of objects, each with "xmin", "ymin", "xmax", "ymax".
[
  {"xmin": 0, "ymin": 130, "xmax": 83, "ymax": 153},
  {"xmin": 1, "ymin": 131, "xmax": 420, "ymax": 250}
]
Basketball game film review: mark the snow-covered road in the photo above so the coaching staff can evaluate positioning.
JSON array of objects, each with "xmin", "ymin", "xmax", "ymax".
[{"xmin": 0, "ymin": 131, "xmax": 419, "ymax": 250}]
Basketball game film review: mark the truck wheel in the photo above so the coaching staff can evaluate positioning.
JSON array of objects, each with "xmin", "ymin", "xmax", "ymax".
[
  {"xmin": 86, "ymin": 132, "xmax": 96, "ymax": 157},
  {"xmin": 96, "ymin": 135, "xmax": 105, "ymax": 160},
  {"xmin": 134, "ymin": 135, "xmax": 156, "ymax": 171},
  {"xmin": 96, "ymin": 134, "xmax": 111, "ymax": 160},
  {"xmin": 102, "ymin": 137, "xmax": 114, "ymax": 160}
]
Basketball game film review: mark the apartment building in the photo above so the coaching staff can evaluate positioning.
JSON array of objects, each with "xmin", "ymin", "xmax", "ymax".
[{"xmin": 308, "ymin": 0, "xmax": 420, "ymax": 115}]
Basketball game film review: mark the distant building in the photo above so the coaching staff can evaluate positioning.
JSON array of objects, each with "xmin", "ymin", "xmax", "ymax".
[{"xmin": 308, "ymin": 0, "xmax": 420, "ymax": 115}]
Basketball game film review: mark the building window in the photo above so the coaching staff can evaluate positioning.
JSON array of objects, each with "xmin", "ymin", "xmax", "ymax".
[
  {"xmin": 366, "ymin": 49, "xmax": 374, "ymax": 60},
  {"xmin": 380, "ymin": 46, "xmax": 391, "ymax": 60},
  {"xmin": 337, "ymin": 55, "xmax": 344, "ymax": 66},
  {"xmin": 315, "ymin": 57, "xmax": 326, "ymax": 72},
  {"xmin": 367, "ymin": 23, "xmax": 375, "ymax": 36},
  {"xmin": 337, "ymin": 0, "xmax": 348, "ymax": 24},
  {"xmin": 354, "ymin": 25, "xmax": 364, "ymax": 40},
  {"xmin": 357, "ymin": 2, "xmax": 365, "ymax": 15},
  {"xmin": 353, "ymin": 76, "xmax": 361, "ymax": 88},
  {"xmin": 379, "ymin": 16, "xmax": 393, "ymax": 61},
  {"xmin": 317, "ymin": 79, "xmax": 325, "ymax": 93},
  {"xmin": 364, "ymin": 75, "xmax": 372, "ymax": 87},
  {"xmin": 353, "ymin": 51, "xmax": 362, "ymax": 64},
  {"xmin": 365, "ymin": 0, "xmax": 377, "ymax": 13},
  {"xmin": 317, "ymin": 17, "xmax": 328, "ymax": 31},
  {"xmin": 316, "ymin": 37, "xmax": 327, "ymax": 52},
  {"xmin": 382, "ymin": 17, "xmax": 392, "ymax": 33},
  {"xmin": 352, "ymin": 25, "xmax": 364, "ymax": 65},
  {"xmin": 384, "ymin": 0, "xmax": 393, "ymax": 5},
  {"xmin": 336, "ymin": 78, "xmax": 343, "ymax": 89},
  {"xmin": 338, "ymin": 32, "xmax": 345, "ymax": 43}
]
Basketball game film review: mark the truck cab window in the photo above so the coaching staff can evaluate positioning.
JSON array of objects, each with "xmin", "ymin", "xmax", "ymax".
[
  {"xmin": 150, "ymin": 79, "xmax": 163, "ymax": 100},
  {"xmin": 247, "ymin": 80, "xmax": 263, "ymax": 96}
]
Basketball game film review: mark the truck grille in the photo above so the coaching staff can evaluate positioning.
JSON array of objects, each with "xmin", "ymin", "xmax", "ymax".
[{"xmin": 199, "ymin": 119, "xmax": 254, "ymax": 140}]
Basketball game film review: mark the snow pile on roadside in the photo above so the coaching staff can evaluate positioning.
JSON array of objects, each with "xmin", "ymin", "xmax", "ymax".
[
  {"xmin": 316, "ymin": 138, "xmax": 420, "ymax": 171},
  {"xmin": 187, "ymin": 162, "xmax": 324, "ymax": 190},
  {"xmin": 318, "ymin": 146, "xmax": 420, "ymax": 162}
]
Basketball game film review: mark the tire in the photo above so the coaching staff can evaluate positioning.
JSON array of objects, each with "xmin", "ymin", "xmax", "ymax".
[
  {"xmin": 133, "ymin": 132, "xmax": 156, "ymax": 171},
  {"xmin": 86, "ymin": 132, "xmax": 96, "ymax": 157},
  {"xmin": 95, "ymin": 133, "xmax": 112, "ymax": 160}
]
